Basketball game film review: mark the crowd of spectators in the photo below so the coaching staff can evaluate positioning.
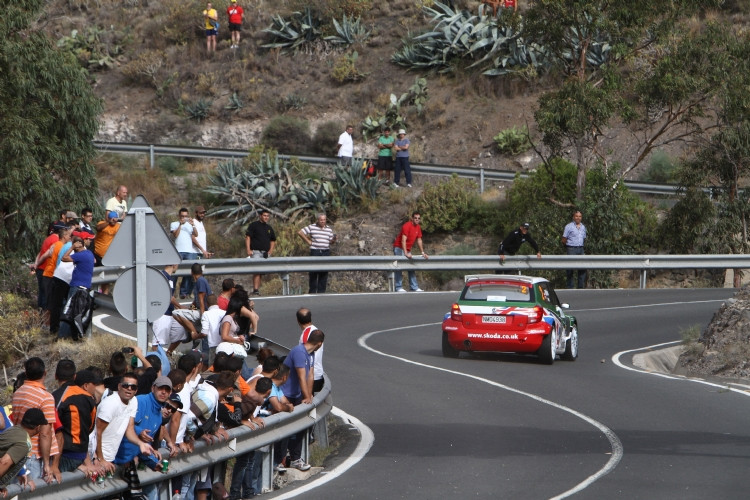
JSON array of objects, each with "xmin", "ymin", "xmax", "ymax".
[{"xmin": 3, "ymin": 304, "xmax": 326, "ymax": 500}]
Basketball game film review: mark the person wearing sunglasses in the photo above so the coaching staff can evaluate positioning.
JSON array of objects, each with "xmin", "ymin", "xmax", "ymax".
[{"xmin": 93, "ymin": 373, "xmax": 142, "ymax": 475}]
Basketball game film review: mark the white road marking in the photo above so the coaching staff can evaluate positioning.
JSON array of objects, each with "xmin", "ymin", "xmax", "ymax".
[
  {"xmin": 358, "ymin": 322, "xmax": 623, "ymax": 500},
  {"xmin": 92, "ymin": 313, "xmax": 133, "ymax": 339},
  {"xmin": 272, "ymin": 407, "xmax": 374, "ymax": 499},
  {"xmin": 612, "ymin": 341, "xmax": 750, "ymax": 397},
  {"xmin": 571, "ymin": 298, "xmax": 726, "ymax": 313}
]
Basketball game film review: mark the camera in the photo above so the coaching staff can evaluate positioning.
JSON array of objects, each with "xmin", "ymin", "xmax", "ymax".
[{"xmin": 121, "ymin": 347, "xmax": 135, "ymax": 354}]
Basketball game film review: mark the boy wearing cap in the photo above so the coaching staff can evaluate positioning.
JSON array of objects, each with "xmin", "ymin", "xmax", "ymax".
[
  {"xmin": 498, "ymin": 222, "xmax": 542, "ymax": 262},
  {"xmin": 0, "ymin": 408, "xmax": 47, "ymax": 494}
]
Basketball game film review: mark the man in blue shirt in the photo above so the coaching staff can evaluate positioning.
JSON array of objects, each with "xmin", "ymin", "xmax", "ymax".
[
  {"xmin": 561, "ymin": 211, "xmax": 588, "ymax": 289},
  {"xmin": 277, "ymin": 330, "xmax": 324, "ymax": 471}
]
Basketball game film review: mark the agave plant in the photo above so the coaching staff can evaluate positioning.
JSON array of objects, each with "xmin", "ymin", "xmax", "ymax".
[
  {"xmin": 205, "ymin": 155, "xmax": 335, "ymax": 229},
  {"xmin": 324, "ymin": 14, "xmax": 371, "ymax": 46},
  {"xmin": 392, "ymin": 1, "xmax": 611, "ymax": 77},
  {"xmin": 333, "ymin": 158, "xmax": 386, "ymax": 206},
  {"xmin": 261, "ymin": 7, "xmax": 322, "ymax": 52}
]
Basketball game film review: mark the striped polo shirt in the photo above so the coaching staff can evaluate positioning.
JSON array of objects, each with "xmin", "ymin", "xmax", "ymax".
[{"xmin": 301, "ymin": 224, "xmax": 335, "ymax": 250}]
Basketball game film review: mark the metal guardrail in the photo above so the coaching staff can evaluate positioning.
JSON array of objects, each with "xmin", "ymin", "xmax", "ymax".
[
  {"xmin": 5, "ymin": 365, "xmax": 332, "ymax": 500},
  {"xmin": 91, "ymin": 254, "xmax": 750, "ymax": 290},
  {"xmin": 93, "ymin": 141, "xmax": 686, "ymax": 196}
]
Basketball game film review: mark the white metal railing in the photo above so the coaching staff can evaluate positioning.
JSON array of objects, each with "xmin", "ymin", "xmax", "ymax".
[
  {"xmin": 91, "ymin": 254, "xmax": 749, "ymax": 291},
  {"xmin": 4, "ymin": 374, "xmax": 331, "ymax": 499},
  {"xmin": 93, "ymin": 141, "xmax": 691, "ymax": 196}
]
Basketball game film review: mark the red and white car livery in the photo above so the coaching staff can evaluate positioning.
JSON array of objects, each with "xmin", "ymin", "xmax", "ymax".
[{"xmin": 441, "ymin": 275, "xmax": 578, "ymax": 364}]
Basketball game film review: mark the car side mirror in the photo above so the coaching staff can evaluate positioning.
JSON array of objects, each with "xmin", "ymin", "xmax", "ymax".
[{"xmin": 561, "ymin": 303, "xmax": 569, "ymax": 309}]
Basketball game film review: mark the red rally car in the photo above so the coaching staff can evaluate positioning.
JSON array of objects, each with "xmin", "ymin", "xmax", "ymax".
[{"xmin": 441, "ymin": 275, "xmax": 578, "ymax": 364}]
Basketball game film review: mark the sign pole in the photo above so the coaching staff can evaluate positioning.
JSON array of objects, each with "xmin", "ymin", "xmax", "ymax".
[{"xmin": 134, "ymin": 208, "xmax": 149, "ymax": 353}]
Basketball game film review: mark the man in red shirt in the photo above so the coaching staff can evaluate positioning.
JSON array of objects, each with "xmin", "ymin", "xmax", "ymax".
[
  {"xmin": 227, "ymin": 0, "xmax": 244, "ymax": 49},
  {"xmin": 392, "ymin": 212, "xmax": 429, "ymax": 292}
]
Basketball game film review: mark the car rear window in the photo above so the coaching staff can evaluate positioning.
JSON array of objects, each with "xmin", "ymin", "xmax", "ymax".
[{"xmin": 463, "ymin": 282, "xmax": 532, "ymax": 302}]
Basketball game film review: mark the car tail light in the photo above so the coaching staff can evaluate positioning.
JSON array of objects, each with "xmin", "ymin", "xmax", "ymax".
[
  {"xmin": 450, "ymin": 303, "xmax": 462, "ymax": 321},
  {"xmin": 527, "ymin": 305, "xmax": 543, "ymax": 324}
]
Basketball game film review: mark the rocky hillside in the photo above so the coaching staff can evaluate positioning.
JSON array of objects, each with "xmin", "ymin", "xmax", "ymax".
[{"xmin": 677, "ymin": 285, "xmax": 750, "ymax": 381}]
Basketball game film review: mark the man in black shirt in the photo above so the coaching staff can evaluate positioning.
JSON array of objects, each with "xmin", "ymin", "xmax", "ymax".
[
  {"xmin": 498, "ymin": 222, "xmax": 542, "ymax": 263},
  {"xmin": 244, "ymin": 210, "xmax": 277, "ymax": 295}
]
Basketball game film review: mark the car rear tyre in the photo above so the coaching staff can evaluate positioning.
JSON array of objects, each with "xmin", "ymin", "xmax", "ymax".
[
  {"xmin": 562, "ymin": 325, "xmax": 578, "ymax": 361},
  {"xmin": 442, "ymin": 332, "xmax": 460, "ymax": 358},
  {"xmin": 538, "ymin": 330, "xmax": 555, "ymax": 365}
]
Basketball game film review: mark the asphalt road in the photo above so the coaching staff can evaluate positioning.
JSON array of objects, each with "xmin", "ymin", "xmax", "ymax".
[{"xmin": 100, "ymin": 287, "xmax": 747, "ymax": 499}]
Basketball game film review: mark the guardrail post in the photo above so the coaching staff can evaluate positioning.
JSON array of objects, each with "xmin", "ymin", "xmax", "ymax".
[
  {"xmin": 262, "ymin": 445, "xmax": 274, "ymax": 493},
  {"xmin": 388, "ymin": 272, "xmax": 395, "ymax": 292},
  {"xmin": 640, "ymin": 270, "xmax": 647, "ymax": 289},
  {"xmin": 149, "ymin": 144, "xmax": 155, "ymax": 169},
  {"xmin": 480, "ymin": 168, "xmax": 485, "ymax": 194},
  {"xmin": 282, "ymin": 273, "xmax": 290, "ymax": 295}
]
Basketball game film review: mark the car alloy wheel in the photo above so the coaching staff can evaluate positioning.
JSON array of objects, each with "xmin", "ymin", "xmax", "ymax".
[{"xmin": 563, "ymin": 325, "xmax": 578, "ymax": 361}]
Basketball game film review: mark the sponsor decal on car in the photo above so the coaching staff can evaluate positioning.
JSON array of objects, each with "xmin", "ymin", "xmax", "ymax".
[{"xmin": 467, "ymin": 333, "xmax": 520, "ymax": 339}]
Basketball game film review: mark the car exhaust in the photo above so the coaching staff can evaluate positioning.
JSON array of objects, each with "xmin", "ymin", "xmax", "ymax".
[{"xmin": 464, "ymin": 340, "xmax": 472, "ymax": 349}]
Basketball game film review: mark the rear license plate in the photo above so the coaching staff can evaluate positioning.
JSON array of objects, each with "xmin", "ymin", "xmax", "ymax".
[{"xmin": 482, "ymin": 315, "xmax": 506, "ymax": 324}]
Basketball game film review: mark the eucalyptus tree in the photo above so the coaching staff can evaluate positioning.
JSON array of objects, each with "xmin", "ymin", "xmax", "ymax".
[{"xmin": 0, "ymin": 0, "xmax": 102, "ymax": 260}]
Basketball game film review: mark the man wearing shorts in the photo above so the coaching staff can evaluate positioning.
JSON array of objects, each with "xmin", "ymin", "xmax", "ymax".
[
  {"xmin": 203, "ymin": 2, "xmax": 218, "ymax": 53},
  {"xmin": 377, "ymin": 127, "xmax": 395, "ymax": 181},
  {"xmin": 227, "ymin": 0, "xmax": 244, "ymax": 49}
]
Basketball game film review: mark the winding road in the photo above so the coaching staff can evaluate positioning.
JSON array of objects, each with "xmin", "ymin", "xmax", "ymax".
[{"xmin": 100, "ymin": 287, "xmax": 748, "ymax": 498}]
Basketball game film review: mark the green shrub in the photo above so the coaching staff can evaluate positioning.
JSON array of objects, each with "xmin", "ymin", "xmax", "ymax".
[
  {"xmin": 493, "ymin": 125, "xmax": 531, "ymax": 155},
  {"xmin": 162, "ymin": 0, "xmax": 202, "ymax": 45},
  {"xmin": 331, "ymin": 51, "xmax": 367, "ymax": 83},
  {"xmin": 312, "ymin": 121, "xmax": 344, "ymax": 156},
  {"xmin": 642, "ymin": 150, "xmax": 677, "ymax": 183},
  {"xmin": 411, "ymin": 175, "xmax": 482, "ymax": 233},
  {"xmin": 334, "ymin": 158, "xmax": 386, "ymax": 208},
  {"xmin": 659, "ymin": 188, "xmax": 715, "ymax": 253},
  {"xmin": 261, "ymin": 116, "xmax": 312, "ymax": 155},
  {"xmin": 262, "ymin": 7, "xmax": 322, "ymax": 52},
  {"xmin": 184, "ymin": 99, "xmax": 212, "ymax": 122},
  {"xmin": 155, "ymin": 156, "xmax": 186, "ymax": 174},
  {"xmin": 277, "ymin": 93, "xmax": 307, "ymax": 112}
]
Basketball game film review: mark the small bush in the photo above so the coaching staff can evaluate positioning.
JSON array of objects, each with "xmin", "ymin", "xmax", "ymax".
[
  {"xmin": 331, "ymin": 51, "xmax": 367, "ymax": 83},
  {"xmin": 184, "ymin": 99, "xmax": 212, "ymax": 122},
  {"xmin": 0, "ymin": 292, "xmax": 43, "ymax": 365},
  {"xmin": 410, "ymin": 175, "xmax": 481, "ymax": 233},
  {"xmin": 122, "ymin": 50, "xmax": 165, "ymax": 88},
  {"xmin": 162, "ymin": 0, "xmax": 202, "ymax": 45},
  {"xmin": 261, "ymin": 116, "xmax": 312, "ymax": 154},
  {"xmin": 278, "ymin": 93, "xmax": 307, "ymax": 112},
  {"xmin": 493, "ymin": 125, "xmax": 532, "ymax": 155},
  {"xmin": 428, "ymin": 243, "xmax": 481, "ymax": 285},
  {"xmin": 312, "ymin": 121, "xmax": 344, "ymax": 156},
  {"xmin": 643, "ymin": 150, "xmax": 677, "ymax": 183},
  {"xmin": 156, "ymin": 156, "xmax": 186, "ymax": 174}
]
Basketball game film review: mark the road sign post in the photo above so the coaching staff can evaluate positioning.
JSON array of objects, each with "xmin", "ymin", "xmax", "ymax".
[{"xmin": 104, "ymin": 196, "xmax": 180, "ymax": 353}]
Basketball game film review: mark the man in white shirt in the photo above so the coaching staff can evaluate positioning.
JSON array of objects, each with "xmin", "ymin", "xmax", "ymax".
[
  {"xmin": 201, "ymin": 295, "xmax": 226, "ymax": 366},
  {"xmin": 105, "ymin": 185, "xmax": 128, "ymax": 221},
  {"xmin": 336, "ymin": 125, "xmax": 354, "ymax": 166},
  {"xmin": 191, "ymin": 206, "xmax": 212, "ymax": 258},
  {"xmin": 93, "ymin": 373, "xmax": 143, "ymax": 475},
  {"xmin": 170, "ymin": 207, "xmax": 199, "ymax": 299}
]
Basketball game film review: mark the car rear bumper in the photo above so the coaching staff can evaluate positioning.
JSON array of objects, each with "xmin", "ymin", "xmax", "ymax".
[{"xmin": 443, "ymin": 321, "xmax": 551, "ymax": 353}]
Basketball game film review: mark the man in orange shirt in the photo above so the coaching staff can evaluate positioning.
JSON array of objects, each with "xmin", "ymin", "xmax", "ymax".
[
  {"xmin": 35, "ymin": 224, "xmax": 73, "ymax": 326},
  {"xmin": 94, "ymin": 211, "xmax": 121, "ymax": 294},
  {"xmin": 94, "ymin": 211, "xmax": 121, "ymax": 266},
  {"xmin": 10, "ymin": 357, "xmax": 62, "ymax": 484}
]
